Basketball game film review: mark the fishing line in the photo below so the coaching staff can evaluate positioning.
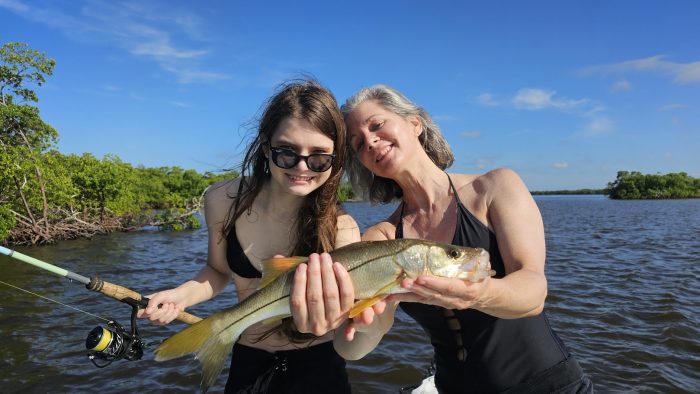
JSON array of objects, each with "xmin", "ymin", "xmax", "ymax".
[{"xmin": 0, "ymin": 279, "xmax": 110, "ymax": 322}]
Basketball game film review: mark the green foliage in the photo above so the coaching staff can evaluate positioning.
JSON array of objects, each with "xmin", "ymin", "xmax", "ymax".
[
  {"xmin": 337, "ymin": 182, "xmax": 356, "ymax": 202},
  {"xmin": 0, "ymin": 205, "xmax": 15, "ymax": 240},
  {"xmin": 606, "ymin": 171, "xmax": 700, "ymax": 199},
  {"xmin": 155, "ymin": 208, "xmax": 203, "ymax": 231},
  {"xmin": 0, "ymin": 42, "xmax": 243, "ymax": 244},
  {"xmin": 0, "ymin": 42, "xmax": 55, "ymax": 104}
]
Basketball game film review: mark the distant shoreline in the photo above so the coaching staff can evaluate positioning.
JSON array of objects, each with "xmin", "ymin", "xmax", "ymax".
[{"xmin": 530, "ymin": 189, "xmax": 606, "ymax": 196}]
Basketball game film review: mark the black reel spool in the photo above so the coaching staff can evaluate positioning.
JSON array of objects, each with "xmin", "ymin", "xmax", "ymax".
[{"xmin": 85, "ymin": 298, "xmax": 145, "ymax": 368}]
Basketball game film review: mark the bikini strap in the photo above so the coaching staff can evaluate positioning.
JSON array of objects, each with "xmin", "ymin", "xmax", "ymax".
[
  {"xmin": 395, "ymin": 201, "xmax": 406, "ymax": 239},
  {"xmin": 445, "ymin": 173, "xmax": 463, "ymax": 205}
]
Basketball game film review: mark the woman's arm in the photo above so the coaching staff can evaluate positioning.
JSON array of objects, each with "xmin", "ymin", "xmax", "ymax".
[
  {"xmin": 138, "ymin": 181, "xmax": 235, "ymax": 325},
  {"xmin": 390, "ymin": 168, "xmax": 547, "ymax": 318},
  {"xmin": 474, "ymin": 167, "xmax": 547, "ymax": 317}
]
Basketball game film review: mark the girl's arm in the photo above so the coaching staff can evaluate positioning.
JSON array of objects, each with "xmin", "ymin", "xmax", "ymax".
[
  {"xmin": 138, "ymin": 181, "xmax": 235, "ymax": 325},
  {"xmin": 333, "ymin": 225, "xmax": 398, "ymax": 360}
]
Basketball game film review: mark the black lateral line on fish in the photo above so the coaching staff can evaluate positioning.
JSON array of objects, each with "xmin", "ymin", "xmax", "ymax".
[
  {"xmin": 341, "ymin": 243, "xmax": 416, "ymax": 273},
  {"xmin": 208, "ymin": 243, "xmax": 417, "ymax": 336}
]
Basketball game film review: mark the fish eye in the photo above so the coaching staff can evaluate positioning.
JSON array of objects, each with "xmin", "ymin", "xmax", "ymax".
[{"xmin": 448, "ymin": 249, "xmax": 460, "ymax": 259}]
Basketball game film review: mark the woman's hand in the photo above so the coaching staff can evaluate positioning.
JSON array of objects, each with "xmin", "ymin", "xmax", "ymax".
[
  {"xmin": 387, "ymin": 275, "xmax": 491, "ymax": 310},
  {"xmin": 290, "ymin": 253, "xmax": 355, "ymax": 336},
  {"xmin": 136, "ymin": 288, "xmax": 188, "ymax": 326}
]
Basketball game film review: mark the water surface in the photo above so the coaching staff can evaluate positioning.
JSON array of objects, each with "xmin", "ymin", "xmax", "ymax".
[{"xmin": 1, "ymin": 196, "xmax": 698, "ymax": 392}]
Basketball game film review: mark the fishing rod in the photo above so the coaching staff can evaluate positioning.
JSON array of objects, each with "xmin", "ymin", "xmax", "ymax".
[{"xmin": 0, "ymin": 245, "xmax": 201, "ymax": 367}]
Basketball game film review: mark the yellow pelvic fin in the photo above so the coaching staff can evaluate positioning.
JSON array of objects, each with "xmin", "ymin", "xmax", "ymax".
[
  {"xmin": 259, "ymin": 256, "xmax": 309, "ymax": 288},
  {"xmin": 348, "ymin": 279, "xmax": 401, "ymax": 318},
  {"xmin": 259, "ymin": 313, "xmax": 292, "ymax": 327}
]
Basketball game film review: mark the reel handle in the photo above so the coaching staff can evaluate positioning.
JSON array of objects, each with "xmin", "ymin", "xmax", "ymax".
[{"xmin": 86, "ymin": 276, "xmax": 202, "ymax": 325}]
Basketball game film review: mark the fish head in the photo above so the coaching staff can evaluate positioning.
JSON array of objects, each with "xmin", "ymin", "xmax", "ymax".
[{"xmin": 425, "ymin": 244, "xmax": 492, "ymax": 281}]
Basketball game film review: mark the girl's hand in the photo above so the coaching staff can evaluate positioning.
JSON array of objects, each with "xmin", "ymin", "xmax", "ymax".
[
  {"xmin": 290, "ymin": 253, "xmax": 355, "ymax": 336},
  {"xmin": 136, "ymin": 288, "xmax": 187, "ymax": 326},
  {"xmin": 387, "ymin": 275, "xmax": 491, "ymax": 310}
]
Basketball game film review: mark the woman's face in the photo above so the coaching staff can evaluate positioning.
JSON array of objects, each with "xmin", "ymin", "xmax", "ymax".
[
  {"xmin": 265, "ymin": 117, "xmax": 335, "ymax": 197},
  {"xmin": 345, "ymin": 100, "xmax": 421, "ymax": 177}
]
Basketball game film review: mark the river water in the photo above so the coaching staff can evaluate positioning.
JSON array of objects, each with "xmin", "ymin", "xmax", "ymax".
[{"xmin": 1, "ymin": 196, "xmax": 698, "ymax": 393}]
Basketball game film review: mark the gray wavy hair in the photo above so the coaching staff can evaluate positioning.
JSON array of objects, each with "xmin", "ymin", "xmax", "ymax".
[{"xmin": 341, "ymin": 85, "xmax": 454, "ymax": 203}]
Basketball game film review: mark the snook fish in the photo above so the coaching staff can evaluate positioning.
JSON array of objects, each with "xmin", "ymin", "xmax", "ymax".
[{"xmin": 155, "ymin": 239, "xmax": 494, "ymax": 392}]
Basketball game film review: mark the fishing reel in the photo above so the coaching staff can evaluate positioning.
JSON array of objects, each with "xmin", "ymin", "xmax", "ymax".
[{"xmin": 85, "ymin": 297, "xmax": 145, "ymax": 368}]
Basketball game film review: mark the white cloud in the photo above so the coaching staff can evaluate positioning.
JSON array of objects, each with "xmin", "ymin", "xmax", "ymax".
[
  {"xmin": 581, "ymin": 55, "xmax": 700, "ymax": 85},
  {"xmin": 610, "ymin": 79, "xmax": 631, "ymax": 92},
  {"xmin": 553, "ymin": 162, "xmax": 569, "ymax": 169},
  {"xmin": 476, "ymin": 93, "xmax": 500, "ymax": 106},
  {"xmin": 512, "ymin": 89, "xmax": 586, "ymax": 110},
  {"xmin": 657, "ymin": 103, "xmax": 688, "ymax": 112},
  {"xmin": 473, "ymin": 158, "xmax": 491, "ymax": 170},
  {"xmin": 460, "ymin": 130, "xmax": 481, "ymax": 139},
  {"xmin": 0, "ymin": 0, "xmax": 230, "ymax": 84},
  {"xmin": 584, "ymin": 117, "xmax": 614, "ymax": 135},
  {"xmin": 162, "ymin": 66, "xmax": 231, "ymax": 84}
]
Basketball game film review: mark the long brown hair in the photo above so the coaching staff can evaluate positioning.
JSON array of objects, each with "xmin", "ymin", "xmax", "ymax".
[{"xmin": 225, "ymin": 78, "xmax": 346, "ymax": 341}]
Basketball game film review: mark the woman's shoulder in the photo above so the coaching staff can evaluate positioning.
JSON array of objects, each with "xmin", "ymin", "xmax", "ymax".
[{"xmin": 451, "ymin": 168, "xmax": 524, "ymax": 194}]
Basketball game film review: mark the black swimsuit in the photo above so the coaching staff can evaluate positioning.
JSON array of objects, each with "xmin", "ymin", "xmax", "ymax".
[
  {"xmin": 397, "ymin": 175, "xmax": 591, "ymax": 393},
  {"xmin": 223, "ymin": 219, "xmax": 350, "ymax": 394}
]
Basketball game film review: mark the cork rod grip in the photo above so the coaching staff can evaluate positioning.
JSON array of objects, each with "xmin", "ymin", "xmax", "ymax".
[{"xmin": 87, "ymin": 276, "xmax": 202, "ymax": 325}]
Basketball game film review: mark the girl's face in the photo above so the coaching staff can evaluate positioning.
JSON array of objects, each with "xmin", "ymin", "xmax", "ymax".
[
  {"xmin": 265, "ymin": 117, "xmax": 335, "ymax": 197},
  {"xmin": 345, "ymin": 100, "xmax": 421, "ymax": 177}
]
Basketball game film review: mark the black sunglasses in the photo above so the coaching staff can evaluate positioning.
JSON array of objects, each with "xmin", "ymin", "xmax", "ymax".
[{"xmin": 268, "ymin": 145, "xmax": 335, "ymax": 172}]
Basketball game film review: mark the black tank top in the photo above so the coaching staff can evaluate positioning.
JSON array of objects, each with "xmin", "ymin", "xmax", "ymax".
[{"xmin": 397, "ymin": 175, "xmax": 570, "ymax": 393}]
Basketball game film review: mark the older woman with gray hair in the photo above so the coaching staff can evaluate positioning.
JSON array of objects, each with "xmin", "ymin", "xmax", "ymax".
[{"xmin": 294, "ymin": 85, "xmax": 593, "ymax": 393}]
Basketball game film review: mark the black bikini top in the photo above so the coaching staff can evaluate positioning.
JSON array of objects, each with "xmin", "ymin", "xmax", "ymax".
[{"xmin": 226, "ymin": 223, "xmax": 262, "ymax": 279}]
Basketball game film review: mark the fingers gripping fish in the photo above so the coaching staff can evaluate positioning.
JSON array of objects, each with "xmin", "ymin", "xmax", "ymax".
[{"xmin": 154, "ymin": 239, "xmax": 493, "ymax": 392}]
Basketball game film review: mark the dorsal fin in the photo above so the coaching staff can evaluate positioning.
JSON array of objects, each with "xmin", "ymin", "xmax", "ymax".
[{"xmin": 259, "ymin": 256, "xmax": 308, "ymax": 288}]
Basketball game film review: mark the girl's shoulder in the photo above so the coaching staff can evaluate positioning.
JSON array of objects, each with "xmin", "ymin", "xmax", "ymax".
[
  {"xmin": 203, "ymin": 178, "xmax": 241, "ymax": 219},
  {"xmin": 361, "ymin": 203, "xmax": 402, "ymax": 241},
  {"xmin": 336, "ymin": 207, "xmax": 359, "ymax": 229},
  {"xmin": 335, "ymin": 208, "xmax": 361, "ymax": 248},
  {"xmin": 206, "ymin": 178, "xmax": 241, "ymax": 198}
]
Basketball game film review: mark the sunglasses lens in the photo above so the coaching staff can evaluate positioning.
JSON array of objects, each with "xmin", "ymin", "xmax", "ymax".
[
  {"xmin": 274, "ymin": 150, "xmax": 299, "ymax": 169},
  {"xmin": 270, "ymin": 147, "xmax": 334, "ymax": 172},
  {"xmin": 307, "ymin": 155, "xmax": 333, "ymax": 172}
]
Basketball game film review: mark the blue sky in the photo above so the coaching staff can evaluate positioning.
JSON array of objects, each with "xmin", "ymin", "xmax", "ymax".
[{"xmin": 2, "ymin": 0, "xmax": 698, "ymax": 190}]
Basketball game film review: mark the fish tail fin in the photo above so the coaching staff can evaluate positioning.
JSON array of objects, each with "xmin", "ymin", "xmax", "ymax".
[
  {"xmin": 154, "ymin": 318, "xmax": 214, "ymax": 361},
  {"xmin": 155, "ymin": 313, "xmax": 243, "ymax": 392},
  {"xmin": 197, "ymin": 336, "xmax": 234, "ymax": 393}
]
